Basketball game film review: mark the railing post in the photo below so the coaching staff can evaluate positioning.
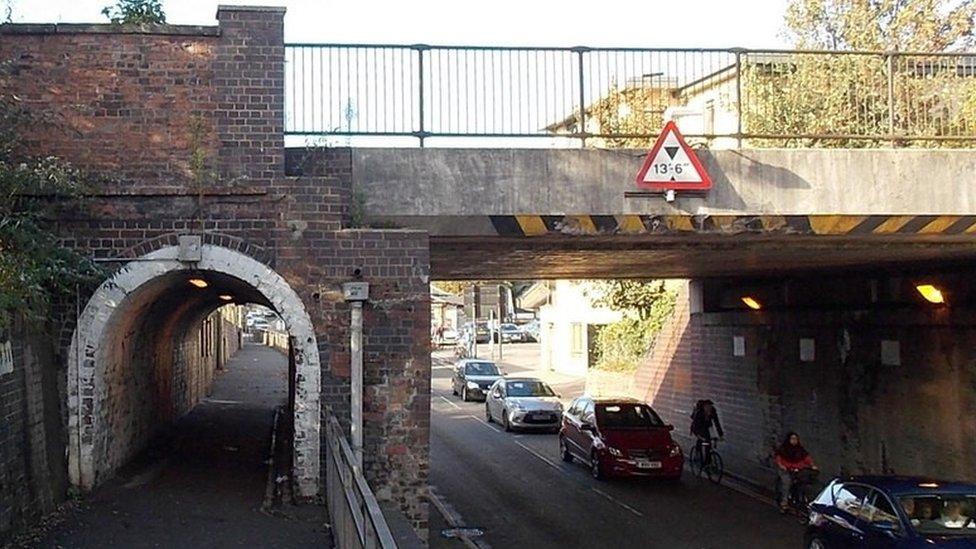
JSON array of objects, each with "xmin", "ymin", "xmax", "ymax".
[
  {"xmin": 733, "ymin": 48, "xmax": 744, "ymax": 149},
  {"xmin": 573, "ymin": 46, "xmax": 589, "ymax": 148},
  {"xmin": 415, "ymin": 44, "xmax": 429, "ymax": 148},
  {"xmin": 887, "ymin": 52, "xmax": 896, "ymax": 147}
]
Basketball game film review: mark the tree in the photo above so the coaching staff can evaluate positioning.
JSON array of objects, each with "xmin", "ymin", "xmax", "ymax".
[
  {"xmin": 741, "ymin": 0, "xmax": 976, "ymax": 147},
  {"xmin": 784, "ymin": 0, "xmax": 976, "ymax": 51},
  {"xmin": 101, "ymin": 0, "xmax": 166, "ymax": 25},
  {"xmin": 590, "ymin": 280, "xmax": 677, "ymax": 372}
]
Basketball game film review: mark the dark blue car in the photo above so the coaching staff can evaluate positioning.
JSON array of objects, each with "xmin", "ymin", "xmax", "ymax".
[{"xmin": 806, "ymin": 476, "xmax": 976, "ymax": 548}]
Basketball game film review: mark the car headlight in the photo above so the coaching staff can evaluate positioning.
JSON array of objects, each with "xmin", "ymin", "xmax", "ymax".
[
  {"xmin": 669, "ymin": 445, "xmax": 682, "ymax": 457},
  {"xmin": 466, "ymin": 381, "xmax": 479, "ymax": 390},
  {"xmin": 509, "ymin": 401, "xmax": 524, "ymax": 411},
  {"xmin": 608, "ymin": 447, "xmax": 623, "ymax": 457}
]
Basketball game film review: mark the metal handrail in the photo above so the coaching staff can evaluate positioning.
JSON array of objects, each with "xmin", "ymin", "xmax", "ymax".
[
  {"xmin": 284, "ymin": 43, "xmax": 976, "ymax": 147},
  {"xmin": 325, "ymin": 410, "xmax": 397, "ymax": 549}
]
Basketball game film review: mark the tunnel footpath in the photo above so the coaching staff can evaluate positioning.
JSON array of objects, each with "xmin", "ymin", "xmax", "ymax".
[{"xmin": 28, "ymin": 344, "xmax": 331, "ymax": 549}]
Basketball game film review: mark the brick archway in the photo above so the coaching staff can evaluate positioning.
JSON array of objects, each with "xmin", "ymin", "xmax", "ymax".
[{"xmin": 68, "ymin": 244, "xmax": 321, "ymax": 497}]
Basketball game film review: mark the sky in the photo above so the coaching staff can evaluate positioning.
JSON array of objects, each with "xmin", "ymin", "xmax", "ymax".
[{"xmin": 8, "ymin": 0, "xmax": 794, "ymax": 49}]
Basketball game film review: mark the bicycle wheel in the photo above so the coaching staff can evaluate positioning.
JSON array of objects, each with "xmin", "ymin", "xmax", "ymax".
[
  {"xmin": 689, "ymin": 445, "xmax": 704, "ymax": 476},
  {"xmin": 704, "ymin": 452, "xmax": 724, "ymax": 484}
]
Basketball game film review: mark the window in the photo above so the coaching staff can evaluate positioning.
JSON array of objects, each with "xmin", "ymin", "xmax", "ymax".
[
  {"xmin": 571, "ymin": 323, "xmax": 584, "ymax": 355},
  {"xmin": 567, "ymin": 398, "xmax": 583, "ymax": 417},
  {"xmin": 596, "ymin": 403, "xmax": 665, "ymax": 430},
  {"xmin": 506, "ymin": 381, "xmax": 555, "ymax": 397},
  {"xmin": 833, "ymin": 483, "xmax": 871, "ymax": 517},
  {"xmin": 862, "ymin": 489, "xmax": 901, "ymax": 529},
  {"xmin": 582, "ymin": 400, "xmax": 596, "ymax": 424},
  {"xmin": 465, "ymin": 361, "xmax": 500, "ymax": 376}
]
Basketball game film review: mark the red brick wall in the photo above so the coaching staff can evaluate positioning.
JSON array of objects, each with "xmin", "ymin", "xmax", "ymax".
[
  {"xmin": 0, "ymin": 26, "xmax": 219, "ymax": 189},
  {"xmin": 1, "ymin": 9, "xmax": 432, "ymax": 538}
]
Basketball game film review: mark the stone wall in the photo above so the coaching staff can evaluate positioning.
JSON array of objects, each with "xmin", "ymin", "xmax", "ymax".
[{"xmin": 635, "ymin": 276, "xmax": 976, "ymax": 488}]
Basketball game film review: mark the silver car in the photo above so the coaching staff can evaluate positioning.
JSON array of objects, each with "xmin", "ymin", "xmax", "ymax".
[{"xmin": 485, "ymin": 377, "xmax": 563, "ymax": 432}]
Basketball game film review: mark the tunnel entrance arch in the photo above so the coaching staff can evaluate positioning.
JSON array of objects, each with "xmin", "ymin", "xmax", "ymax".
[{"xmin": 68, "ymin": 243, "xmax": 321, "ymax": 498}]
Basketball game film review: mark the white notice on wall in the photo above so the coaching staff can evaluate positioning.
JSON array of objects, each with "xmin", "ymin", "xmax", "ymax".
[
  {"xmin": 881, "ymin": 340, "xmax": 901, "ymax": 366},
  {"xmin": 0, "ymin": 341, "xmax": 13, "ymax": 375},
  {"xmin": 799, "ymin": 338, "xmax": 815, "ymax": 362},
  {"xmin": 733, "ymin": 336, "xmax": 745, "ymax": 357}
]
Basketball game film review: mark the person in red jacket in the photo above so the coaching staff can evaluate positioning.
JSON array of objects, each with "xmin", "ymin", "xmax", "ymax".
[{"xmin": 775, "ymin": 432, "xmax": 818, "ymax": 512}]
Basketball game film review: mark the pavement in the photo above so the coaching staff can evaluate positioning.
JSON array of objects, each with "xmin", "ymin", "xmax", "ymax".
[
  {"xmin": 429, "ymin": 344, "xmax": 805, "ymax": 549},
  {"xmin": 27, "ymin": 344, "xmax": 330, "ymax": 549}
]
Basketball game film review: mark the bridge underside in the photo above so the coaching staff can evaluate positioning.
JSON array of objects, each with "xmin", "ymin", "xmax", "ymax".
[{"xmin": 431, "ymin": 235, "xmax": 976, "ymax": 279}]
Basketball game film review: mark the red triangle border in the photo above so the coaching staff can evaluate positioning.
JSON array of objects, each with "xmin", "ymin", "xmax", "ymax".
[{"xmin": 634, "ymin": 120, "xmax": 712, "ymax": 191}]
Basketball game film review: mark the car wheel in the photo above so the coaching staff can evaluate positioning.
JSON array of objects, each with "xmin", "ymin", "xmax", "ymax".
[
  {"xmin": 559, "ymin": 437, "xmax": 573, "ymax": 463},
  {"xmin": 485, "ymin": 404, "xmax": 493, "ymax": 423},
  {"xmin": 503, "ymin": 410, "xmax": 512, "ymax": 432},
  {"xmin": 462, "ymin": 386, "xmax": 469, "ymax": 402},
  {"xmin": 590, "ymin": 452, "xmax": 605, "ymax": 480},
  {"xmin": 452, "ymin": 385, "xmax": 457, "ymax": 396},
  {"xmin": 807, "ymin": 537, "xmax": 828, "ymax": 549}
]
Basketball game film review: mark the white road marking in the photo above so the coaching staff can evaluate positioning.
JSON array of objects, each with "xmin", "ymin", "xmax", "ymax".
[
  {"xmin": 513, "ymin": 440, "xmax": 561, "ymax": 471},
  {"xmin": 438, "ymin": 395, "xmax": 462, "ymax": 410},
  {"xmin": 591, "ymin": 487, "xmax": 644, "ymax": 517}
]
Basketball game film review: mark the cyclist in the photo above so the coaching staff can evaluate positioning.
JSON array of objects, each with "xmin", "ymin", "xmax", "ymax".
[
  {"xmin": 774, "ymin": 432, "xmax": 818, "ymax": 513},
  {"xmin": 690, "ymin": 399, "xmax": 724, "ymax": 463}
]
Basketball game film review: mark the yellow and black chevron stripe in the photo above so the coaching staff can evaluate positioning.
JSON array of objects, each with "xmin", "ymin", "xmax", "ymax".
[{"xmin": 488, "ymin": 215, "xmax": 976, "ymax": 237}]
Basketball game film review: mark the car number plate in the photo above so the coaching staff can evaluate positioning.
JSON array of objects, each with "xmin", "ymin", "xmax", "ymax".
[{"xmin": 636, "ymin": 460, "xmax": 662, "ymax": 469}]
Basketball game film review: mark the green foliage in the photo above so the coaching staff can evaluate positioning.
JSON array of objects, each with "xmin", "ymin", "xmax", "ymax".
[
  {"xmin": 0, "ymin": 66, "xmax": 102, "ymax": 322},
  {"xmin": 784, "ymin": 0, "xmax": 975, "ymax": 51},
  {"xmin": 101, "ymin": 0, "xmax": 166, "ymax": 25},
  {"xmin": 738, "ymin": 0, "xmax": 976, "ymax": 147},
  {"xmin": 590, "ymin": 281, "xmax": 677, "ymax": 372}
]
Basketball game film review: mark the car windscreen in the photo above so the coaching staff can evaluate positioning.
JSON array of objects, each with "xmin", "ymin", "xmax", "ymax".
[
  {"xmin": 596, "ymin": 403, "xmax": 665, "ymax": 430},
  {"xmin": 506, "ymin": 381, "xmax": 554, "ymax": 397},
  {"xmin": 464, "ymin": 362, "xmax": 499, "ymax": 376},
  {"xmin": 897, "ymin": 494, "xmax": 976, "ymax": 536},
  {"xmin": 501, "ymin": 324, "xmax": 519, "ymax": 332}
]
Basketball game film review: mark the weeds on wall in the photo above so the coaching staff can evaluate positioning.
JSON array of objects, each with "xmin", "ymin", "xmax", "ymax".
[{"xmin": 0, "ymin": 64, "xmax": 102, "ymax": 325}]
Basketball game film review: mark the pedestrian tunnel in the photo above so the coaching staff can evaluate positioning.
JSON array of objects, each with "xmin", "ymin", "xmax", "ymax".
[{"xmin": 68, "ymin": 243, "xmax": 322, "ymax": 497}]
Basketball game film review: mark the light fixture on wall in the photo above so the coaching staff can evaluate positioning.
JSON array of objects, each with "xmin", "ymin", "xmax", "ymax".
[
  {"xmin": 188, "ymin": 278, "xmax": 208, "ymax": 289},
  {"xmin": 915, "ymin": 284, "xmax": 945, "ymax": 304},
  {"xmin": 219, "ymin": 294, "xmax": 233, "ymax": 301},
  {"xmin": 741, "ymin": 296, "xmax": 762, "ymax": 310}
]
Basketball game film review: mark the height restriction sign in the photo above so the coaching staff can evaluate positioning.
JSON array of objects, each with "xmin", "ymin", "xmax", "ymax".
[{"xmin": 634, "ymin": 121, "xmax": 712, "ymax": 191}]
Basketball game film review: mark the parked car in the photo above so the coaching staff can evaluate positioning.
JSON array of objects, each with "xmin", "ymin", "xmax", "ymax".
[
  {"xmin": 806, "ymin": 476, "xmax": 976, "ymax": 548},
  {"xmin": 437, "ymin": 327, "xmax": 459, "ymax": 346},
  {"xmin": 519, "ymin": 320, "xmax": 540, "ymax": 342},
  {"xmin": 484, "ymin": 377, "xmax": 562, "ymax": 432},
  {"xmin": 559, "ymin": 397, "xmax": 683, "ymax": 481},
  {"xmin": 451, "ymin": 359, "xmax": 503, "ymax": 401},
  {"xmin": 495, "ymin": 323, "xmax": 525, "ymax": 343},
  {"xmin": 461, "ymin": 322, "xmax": 491, "ymax": 344}
]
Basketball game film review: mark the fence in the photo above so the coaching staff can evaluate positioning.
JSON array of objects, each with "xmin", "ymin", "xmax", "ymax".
[
  {"xmin": 325, "ymin": 410, "xmax": 398, "ymax": 549},
  {"xmin": 285, "ymin": 44, "xmax": 976, "ymax": 147}
]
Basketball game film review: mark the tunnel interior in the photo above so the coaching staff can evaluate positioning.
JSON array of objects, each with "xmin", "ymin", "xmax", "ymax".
[{"xmin": 90, "ymin": 268, "xmax": 292, "ymax": 484}]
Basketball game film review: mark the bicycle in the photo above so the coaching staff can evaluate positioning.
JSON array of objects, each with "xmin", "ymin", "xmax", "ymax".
[
  {"xmin": 774, "ymin": 467, "xmax": 819, "ymax": 517},
  {"xmin": 689, "ymin": 437, "xmax": 724, "ymax": 484}
]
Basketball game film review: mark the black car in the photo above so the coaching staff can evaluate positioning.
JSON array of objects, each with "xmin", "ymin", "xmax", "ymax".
[
  {"xmin": 450, "ymin": 359, "xmax": 503, "ymax": 401},
  {"xmin": 806, "ymin": 475, "xmax": 976, "ymax": 548}
]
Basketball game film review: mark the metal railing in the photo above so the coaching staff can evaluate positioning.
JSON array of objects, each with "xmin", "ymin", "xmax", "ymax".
[
  {"xmin": 284, "ymin": 44, "xmax": 976, "ymax": 147},
  {"xmin": 325, "ymin": 410, "xmax": 398, "ymax": 549}
]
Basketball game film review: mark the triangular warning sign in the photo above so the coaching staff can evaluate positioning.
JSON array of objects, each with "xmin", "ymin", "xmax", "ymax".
[{"xmin": 635, "ymin": 121, "xmax": 712, "ymax": 191}]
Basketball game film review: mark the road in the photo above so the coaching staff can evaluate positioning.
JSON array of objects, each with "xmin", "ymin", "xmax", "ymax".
[
  {"xmin": 29, "ymin": 344, "xmax": 330, "ymax": 549},
  {"xmin": 429, "ymin": 344, "xmax": 805, "ymax": 549}
]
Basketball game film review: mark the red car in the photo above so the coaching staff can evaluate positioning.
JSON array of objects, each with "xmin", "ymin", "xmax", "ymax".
[{"xmin": 558, "ymin": 397, "xmax": 683, "ymax": 481}]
